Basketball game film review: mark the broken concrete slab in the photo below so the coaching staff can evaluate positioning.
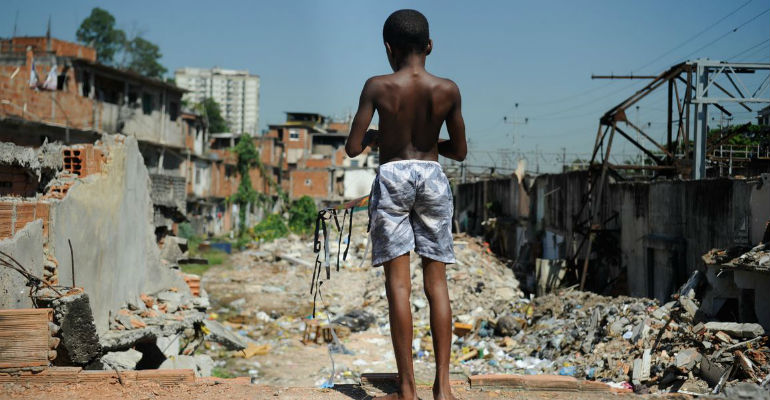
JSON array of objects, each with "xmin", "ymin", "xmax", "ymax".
[
  {"xmin": 100, "ymin": 349, "xmax": 142, "ymax": 371},
  {"xmin": 100, "ymin": 310, "xmax": 205, "ymax": 352},
  {"xmin": 704, "ymin": 322, "xmax": 765, "ymax": 338},
  {"xmin": 193, "ymin": 354, "xmax": 214, "ymax": 377},
  {"xmin": 51, "ymin": 292, "xmax": 102, "ymax": 365},
  {"xmin": 675, "ymin": 348, "xmax": 702, "ymax": 372},
  {"xmin": 157, "ymin": 291, "xmax": 182, "ymax": 313},
  {"xmin": 203, "ymin": 319, "xmax": 247, "ymax": 350},
  {"xmin": 156, "ymin": 335, "xmax": 180, "ymax": 358}
]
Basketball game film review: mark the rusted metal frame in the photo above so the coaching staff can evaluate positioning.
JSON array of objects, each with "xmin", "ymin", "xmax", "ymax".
[
  {"xmin": 613, "ymin": 125, "xmax": 664, "ymax": 165},
  {"xmin": 673, "ymin": 79, "xmax": 686, "ymax": 149},
  {"xmin": 624, "ymin": 119, "xmax": 675, "ymax": 159},
  {"xmin": 589, "ymin": 125, "xmax": 610, "ymax": 165},
  {"xmin": 725, "ymin": 66, "xmax": 752, "ymax": 99},
  {"xmin": 601, "ymin": 63, "xmax": 687, "ymax": 124},
  {"xmin": 579, "ymin": 123, "xmax": 616, "ymax": 291},
  {"xmin": 591, "ymin": 75, "xmax": 657, "ymax": 79},
  {"xmin": 707, "ymin": 122, "xmax": 753, "ymax": 151},
  {"xmin": 677, "ymin": 76, "xmax": 733, "ymax": 116},
  {"xmin": 711, "ymin": 81, "xmax": 752, "ymax": 112}
]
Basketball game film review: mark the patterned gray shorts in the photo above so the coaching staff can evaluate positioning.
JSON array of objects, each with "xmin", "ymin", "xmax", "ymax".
[{"xmin": 368, "ymin": 160, "xmax": 455, "ymax": 266}]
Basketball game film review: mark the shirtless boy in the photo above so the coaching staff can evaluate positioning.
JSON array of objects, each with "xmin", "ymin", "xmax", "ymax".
[{"xmin": 345, "ymin": 9, "xmax": 467, "ymax": 400}]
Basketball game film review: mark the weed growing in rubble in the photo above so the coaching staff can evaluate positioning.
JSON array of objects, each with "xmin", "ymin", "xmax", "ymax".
[
  {"xmin": 251, "ymin": 213, "xmax": 289, "ymax": 242},
  {"xmin": 288, "ymin": 195, "xmax": 317, "ymax": 236}
]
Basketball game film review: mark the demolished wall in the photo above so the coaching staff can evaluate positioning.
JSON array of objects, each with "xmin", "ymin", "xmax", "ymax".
[
  {"xmin": 0, "ymin": 220, "xmax": 44, "ymax": 309},
  {"xmin": 48, "ymin": 136, "xmax": 190, "ymax": 332}
]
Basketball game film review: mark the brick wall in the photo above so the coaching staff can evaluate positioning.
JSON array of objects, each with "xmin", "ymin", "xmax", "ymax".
[
  {"xmin": 62, "ymin": 144, "xmax": 106, "ymax": 177},
  {"xmin": 0, "ymin": 165, "xmax": 37, "ymax": 197},
  {"xmin": 0, "ymin": 55, "xmax": 98, "ymax": 133},
  {"xmin": 305, "ymin": 158, "xmax": 332, "ymax": 169},
  {"xmin": 0, "ymin": 200, "xmax": 50, "ymax": 240},
  {"xmin": 1, "ymin": 37, "xmax": 96, "ymax": 62},
  {"xmin": 149, "ymin": 174, "xmax": 187, "ymax": 211},
  {"xmin": 290, "ymin": 169, "xmax": 330, "ymax": 199}
]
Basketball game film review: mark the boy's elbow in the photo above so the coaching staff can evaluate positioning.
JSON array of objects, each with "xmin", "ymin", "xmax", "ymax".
[
  {"xmin": 455, "ymin": 145, "xmax": 467, "ymax": 162},
  {"xmin": 345, "ymin": 143, "xmax": 359, "ymax": 158}
]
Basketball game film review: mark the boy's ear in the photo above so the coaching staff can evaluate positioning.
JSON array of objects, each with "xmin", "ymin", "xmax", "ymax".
[
  {"xmin": 425, "ymin": 39, "xmax": 433, "ymax": 56},
  {"xmin": 385, "ymin": 42, "xmax": 393, "ymax": 58}
]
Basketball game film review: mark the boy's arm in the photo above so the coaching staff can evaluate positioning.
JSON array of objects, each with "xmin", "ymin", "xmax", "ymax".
[
  {"xmin": 345, "ymin": 79, "xmax": 377, "ymax": 158},
  {"xmin": 438, "ymin": 82, "xmax": 467, "ymax": 161}
]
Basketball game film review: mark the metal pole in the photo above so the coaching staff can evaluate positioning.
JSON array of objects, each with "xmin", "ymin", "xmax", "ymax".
[{"xmin": 693, "ymin": 61, "xmax": 709, "ymax": 179}]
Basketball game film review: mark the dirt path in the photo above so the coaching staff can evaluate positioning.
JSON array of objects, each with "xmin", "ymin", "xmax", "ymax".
[{"xmin": 1, "ymin": 380, "xmax": 646, "ymax": 400}]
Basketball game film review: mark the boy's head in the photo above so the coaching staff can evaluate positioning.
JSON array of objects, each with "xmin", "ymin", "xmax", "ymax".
[{"xmin": 383, "ymin": 9, "xmax": 431, "ymax": 58}]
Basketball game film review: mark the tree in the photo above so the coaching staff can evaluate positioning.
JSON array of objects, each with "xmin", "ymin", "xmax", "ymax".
[
  {"xmin": 232, "ymin": 135, "xmax": 259, "ymax": 236},
  {"xmin": 76, "ymin": 7, "xmax": 125, "ymax": 64},
  {"xmin": 199, "ymin": 98, "xmax": 229, "ymax": 133},
  {"xmin": 125, "ymin": 36, "xmax": 167, "ymax": 79}
]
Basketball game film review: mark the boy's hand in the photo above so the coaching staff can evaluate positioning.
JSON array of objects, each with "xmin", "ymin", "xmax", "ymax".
[{"xmin": 362, "ymin": 129, "xmax": 380, "ymax": 149}]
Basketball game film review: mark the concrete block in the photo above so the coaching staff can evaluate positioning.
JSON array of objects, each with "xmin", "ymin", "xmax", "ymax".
[
  {"xmin": 675, "ymin": 348, "xmax": 701, "ymax": 371},
  {"xmin": 704, "ymin": 322, "xmax": 765, "ymax": 338},
  {"xmin": 160, "ymin": 355, "xmax": 211, "ymax": 377},
  {"xmin": 100, "ymin": 349, "xmax": 142, "ymax": 371},
  {"xmin": 156, "ymin": 335, "xmax": 180, "ymax": 358},
  {"xmin": 51, "ymin": 292, "xmax": 102, "ymax": 365},
  {"xmin": 203, "ymin": 319, "xmax": 247, "ymax": 350}
]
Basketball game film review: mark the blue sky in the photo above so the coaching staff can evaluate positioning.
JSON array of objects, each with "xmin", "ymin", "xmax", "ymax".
[{"xmin": 3, "ymin": 0, "xmax": 769, "ymax": 170}]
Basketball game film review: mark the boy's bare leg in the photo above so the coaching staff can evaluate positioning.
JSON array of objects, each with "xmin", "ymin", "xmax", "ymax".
[
  {"xmin": 377, "ymin": 253, "xmax": 418, "ymax": 400},
  {"xmin": 422, "ymin": 257, "xmax": 457, "ymax": 400}
]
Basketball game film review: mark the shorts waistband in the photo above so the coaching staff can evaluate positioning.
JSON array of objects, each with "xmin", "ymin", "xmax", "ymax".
[{"xmin": 379, "ymin": 159, "xmax": 442, "ymax": 168}]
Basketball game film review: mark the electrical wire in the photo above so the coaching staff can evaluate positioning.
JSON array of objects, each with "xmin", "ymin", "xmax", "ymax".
[
  {"xmin": 631, "ymin": 0, "xmax": 754, "ymax": 73},
  {"xmin": 677, "ymin": 7, "xmax": 770, "ymax": 63}
]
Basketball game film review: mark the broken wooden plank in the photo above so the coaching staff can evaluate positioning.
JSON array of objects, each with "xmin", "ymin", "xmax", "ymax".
[{"xmin": 0, "ymin": 309, "xmax": 54, "ymax": 368}]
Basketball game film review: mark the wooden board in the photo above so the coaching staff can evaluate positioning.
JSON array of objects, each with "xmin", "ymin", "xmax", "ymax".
[
  {"xmin": 0, "ymin": 367, "xmax": 80, "ymax": 384},
  {"xmin": 0, "ymin": 309, "xmax": 53, "ymax": 368}
]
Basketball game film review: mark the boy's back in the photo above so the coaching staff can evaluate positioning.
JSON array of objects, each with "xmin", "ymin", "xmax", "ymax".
[{"xmin": 364, "ymin": 71, "xmax": 460, "ymax": 163}]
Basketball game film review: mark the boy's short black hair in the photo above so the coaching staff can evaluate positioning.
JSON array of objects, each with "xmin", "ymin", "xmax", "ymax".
[{"xmin": 383, "ymin": 9, "xmax": 430, "ymax": 54}]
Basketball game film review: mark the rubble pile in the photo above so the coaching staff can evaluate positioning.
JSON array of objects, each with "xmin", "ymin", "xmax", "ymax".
[
  {"xmin": 449, "ymin": 280, "xmax": 769, "ymax": 395},
  {"xmin": 359, "ymin": 234, "xmax": 524, "ymax": 325},
  {"xmin": 703, "ymin": 242, "xmax": 770, "ymax": 271}
]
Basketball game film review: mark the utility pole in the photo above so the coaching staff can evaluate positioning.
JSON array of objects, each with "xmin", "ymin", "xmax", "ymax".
[{"xmin": 562, "ymin": 147, "xmax": 566, "ymax": 172}]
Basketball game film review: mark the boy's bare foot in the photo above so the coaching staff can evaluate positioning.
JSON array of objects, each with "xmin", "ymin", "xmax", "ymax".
[{"xmin": 432, "ymin": 382, "xmax": 458, "ymax": 400}]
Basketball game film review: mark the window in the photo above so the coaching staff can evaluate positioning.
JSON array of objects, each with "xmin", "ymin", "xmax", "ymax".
[
  {"xmin": 169, "ymin": 101, "xmax": 179, "ymax": 121},
  {"xmin": 194, "ymin": 167, "xmax": 201, "ymax": 184},
  {"xmin": 142, "ymin": 93, "xmax": 154, "ymax": 115},
  {"xmin": 289, "ymin": 129, "xmax": 300, "ymax": 141}
]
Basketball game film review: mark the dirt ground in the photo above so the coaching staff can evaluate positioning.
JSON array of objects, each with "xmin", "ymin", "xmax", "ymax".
[
  {"xmin": 201, "ymin": 242, "xmax": 478, "ymax": 387},
  {"xmin": 0, "ymin": 380, "xmax": 661, "ymax": 400}
]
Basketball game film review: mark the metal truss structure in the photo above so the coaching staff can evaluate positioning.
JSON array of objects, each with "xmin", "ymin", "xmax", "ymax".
[{"xmin": 576, "ymin": 59, "xmax": 770, "ymax": 290}]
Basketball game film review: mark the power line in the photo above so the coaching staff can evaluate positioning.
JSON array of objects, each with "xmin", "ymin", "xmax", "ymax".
[
  {"xmin": 631, "ymin": 0, "xmax": 753, "ymax": 73},
  {"xmin": 727, "ymin": 38, "xmax": 770, "ymax": 60},
  {"xmin": 677, "ymin": 7, "xmax": 770, "ymax": 63}
]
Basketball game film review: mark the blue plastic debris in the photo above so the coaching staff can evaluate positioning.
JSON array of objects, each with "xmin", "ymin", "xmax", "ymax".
[{"xmin": 558, "ymin": 366, "xmax": 576, "ymax": 376}]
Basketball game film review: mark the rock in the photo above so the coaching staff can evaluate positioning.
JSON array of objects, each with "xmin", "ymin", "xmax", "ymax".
[
  {"xmin": 675, "ymin": 348, "xmax": 701, "ymax": 371},
  {"xmin": 333, "ymin": 310, "xmax": 376, "ymax": 333},
  {"xmin": 412, "ymin": 298, "xmax": 427, "ymax": 309},
  {"xmin": 157, "ymin": 335, "xmax": 180, "ymax": 358},
  {"xmin": 724, "ymin": 382, "xmax": 770, "ymax": 400},
  {"xmin": 51, "ymin": 292, "xmax": 102, "ymax": 365},
  {"xmin": 495, "ymin": 315, "xmax": 521, "ymax": 337},
  {"xmin": 679, "ymin": 298, "xmax": 699, "ymax": 318},
  {"xmin": 631, "ymin": 319, "xmax": 650, "ymax": 343},
  {"xmin": 632, "ymin": 349, "xmax": 651, "ymax": 382},
  {"xmin": 704, "ymin": 322, "xmax": 765, "ymax": 338},
  {"xmin": 101, "ymin": 349, "xmax": 143, "ymax": 370},
  {"xmin": 609, "ymin": 317, "xmax": 630, "ymax": 336},
  {"xmin": 193, "ymin": 354, "xmax": 214, "ymax": 377},
  {"xmin": 203, "ymin": 319, "xmax": 247, "ymax": 350},
  {"xmin": 160, "ymin": 355, "xmax": 198, "ymax": 375},
  {"xmin": 157, "ymin": 291, "xmax": 182, "ymax": 313}
]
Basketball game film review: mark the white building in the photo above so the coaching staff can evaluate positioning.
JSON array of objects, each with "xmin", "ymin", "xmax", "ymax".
[{"xmin": 175, "ymin": 67, "xmax": 260, "ymax": 136}]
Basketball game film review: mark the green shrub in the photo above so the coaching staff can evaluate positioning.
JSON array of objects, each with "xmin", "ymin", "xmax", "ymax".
[
  {"xmin": 288, "ymin": 196, "xmax": 317, "ymax": 235},
  {"xmin": 252, "ymin": 213, "xmax": 289, "ymax": 242}
]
